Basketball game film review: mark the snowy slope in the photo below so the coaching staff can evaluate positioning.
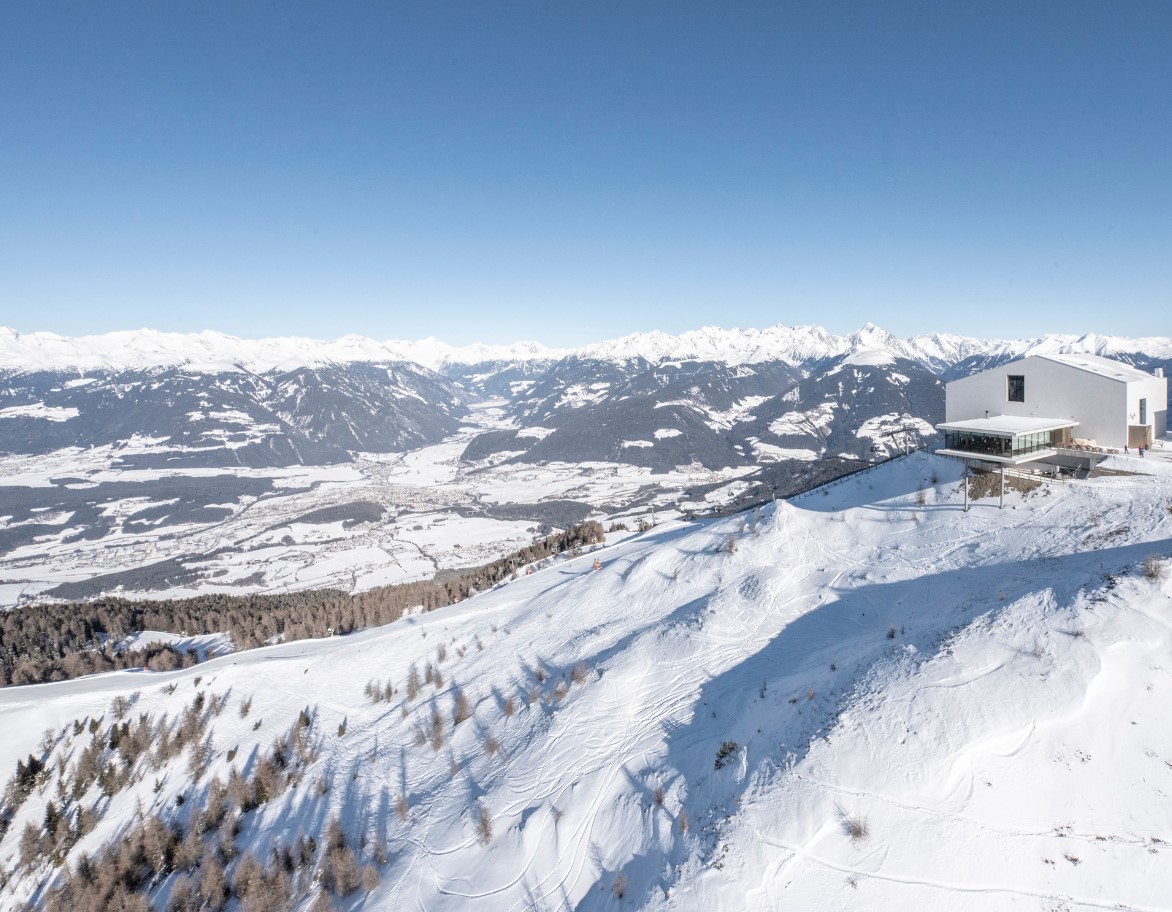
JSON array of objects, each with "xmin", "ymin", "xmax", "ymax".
[{"xmin": 2, "ymin": 453, "xmax": 1171, "ymax": 911}]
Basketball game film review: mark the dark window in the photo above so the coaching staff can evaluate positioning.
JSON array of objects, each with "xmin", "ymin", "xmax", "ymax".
[
  {"xmin": 1140, "ymin": 398, "xmax": 1147, "ymax": 424},
  {"xmin": 1007, "ymin": 375, "xmax": 1025, "ymax": 402}
]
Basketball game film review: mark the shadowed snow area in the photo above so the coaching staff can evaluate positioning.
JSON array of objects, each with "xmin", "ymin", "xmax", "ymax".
[{"xmin": 2, "ymin": 452, "xmax": 1171, "ymax": 910}]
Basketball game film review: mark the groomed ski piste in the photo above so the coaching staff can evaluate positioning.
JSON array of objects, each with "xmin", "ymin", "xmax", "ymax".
[{"xmin": 2, "ymin": 450, "xmax": 1171, "ymax": 911}]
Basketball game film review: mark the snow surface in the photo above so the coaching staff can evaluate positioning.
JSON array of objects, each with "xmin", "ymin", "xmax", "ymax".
[
  {"xmin": 0, "ymin": 404, "xmax": 79, "ymax": 422},
  {"xmin": 748, "ymin": 441, "xmax": 821, "ymax": 462},
  {"xmin": 120, "ymin": 630, "xmax": 235, "ymax": 660},
  {"xmin": 769, "ymin": 403, "xmax": 837, "ymax": 438},
  {"xmin": 842, "ymin": 347, "xmax": 895, "ymax": 367},
  {"xmin": 855, "ymin": 415, "xmax": 938, "ymax": 453},
  {"xmin": 1034, "ymin": 352, "xmax": 1158, "ymax": 383},
  {"xmin": 701, "ymin": 396, "xmax": 770, "ymax": 431},
  {"xmin": 3, "ymin": 453, "xmax": 1171, "ymax": 911}
]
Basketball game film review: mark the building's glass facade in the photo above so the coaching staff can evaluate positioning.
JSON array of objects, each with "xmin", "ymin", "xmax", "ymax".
[{"xmin": 943, "ymin": 428, "xmax": 1065, "ymax": 459}]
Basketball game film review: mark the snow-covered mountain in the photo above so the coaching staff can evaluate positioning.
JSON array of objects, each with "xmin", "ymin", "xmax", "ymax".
[
  {"xmin": 581, "ymin": 321, "xmax": 1172, "ymax": 367},
  {"xmin": 0, "ymin": 327, "xmax": 568, "ymax": 375},
  {"xmin": 0, "ymin": 364, "xmax": 467, "ymax": 467},
  {"xmin": 3, "ymin": 320, "xmax": 1168, "ymax": 489},
  {"xmin": 2, "ymin": 452, "xmax": 1170, "ymax": 910},
  {"xmin": 454, "ymin": 324, "xmax": 1169, "ymax": 471},
  {"xmin": 4, "ymin": 323, "xmax": 1171, "ymax": 375}
]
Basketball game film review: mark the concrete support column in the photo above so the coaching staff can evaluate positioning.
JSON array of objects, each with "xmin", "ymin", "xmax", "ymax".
[
  {"xmin": 963, "ymin": 459, "xmax": 969, "ymax": 512},
  {"xmin": 1000, "ymin": 464, "xmax": 1005, "ymax": 509}
]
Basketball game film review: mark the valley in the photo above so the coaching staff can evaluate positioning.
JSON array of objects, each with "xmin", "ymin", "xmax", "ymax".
[
  {"xmin": 0, "ymin": 402, "xmax": 751, "ymax": 608},
  {"xmin": 2, "ymin": 323, "xmax": 1169, "ymax": 610}
]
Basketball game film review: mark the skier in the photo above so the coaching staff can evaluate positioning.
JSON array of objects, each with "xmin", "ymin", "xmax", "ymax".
[{"xmin": 592, "ymin": 558, "xmax": 602, "ymax": 572}]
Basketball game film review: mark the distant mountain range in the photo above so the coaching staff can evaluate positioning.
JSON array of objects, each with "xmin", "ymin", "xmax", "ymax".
[
  {"xmin": 2, "ymin": 323, "xmax": 1169, "ymax": 472},
  {"xmin": 0, "ymin": 326, "xmax": 565, "ymax": 374},
  {"xmin": 4, "ymin": 323, "xmax": 1172, "ymax": 372}
]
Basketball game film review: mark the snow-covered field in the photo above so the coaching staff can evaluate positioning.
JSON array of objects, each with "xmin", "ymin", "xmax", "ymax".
[{"xmin": 3, "ymin": 451, "xmax": 1170, "ymax": 910}]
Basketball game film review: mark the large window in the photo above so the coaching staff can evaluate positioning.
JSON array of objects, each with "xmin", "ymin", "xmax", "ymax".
[
  {"xmin": 944, "ymin": 428, "xmax": 1060, "ymax": 459},
  {"xmin": 1007, "ymin": 375, "xmax": 1025, "ymax": 403},
  {"xmin": 1140, "ymin": 398, "xmax": 1148, "ymax": 424}
]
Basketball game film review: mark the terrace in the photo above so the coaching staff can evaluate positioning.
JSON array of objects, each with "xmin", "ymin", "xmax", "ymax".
[{"xmin": 936, "ymin": 416, "xmax": 1078, "ymax": 466}]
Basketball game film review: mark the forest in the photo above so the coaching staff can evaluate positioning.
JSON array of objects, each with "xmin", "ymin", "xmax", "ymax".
[{"xmin": 0, "ymin": 521, "xmax": 605, "ymax": 687}]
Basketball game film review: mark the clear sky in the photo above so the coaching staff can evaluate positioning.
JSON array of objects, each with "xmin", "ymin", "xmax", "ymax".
[{"xmin": 1, "ymin": 1, "xmax": 1169, "ymax": 345}]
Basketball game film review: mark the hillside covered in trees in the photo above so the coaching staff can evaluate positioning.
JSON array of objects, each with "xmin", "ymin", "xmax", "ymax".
[{"xmin": 0, "ymin": 522, "xmax": 604, "ymax": 687}]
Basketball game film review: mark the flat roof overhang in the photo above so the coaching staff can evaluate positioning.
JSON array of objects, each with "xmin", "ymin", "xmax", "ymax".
[
  {"xmin": 936, "ymin": 416, "xmax": 1079, "ymax": 438},
  {"xmin": 935, "ymin": 448, "xmax": 1059, "ymax": 466}
]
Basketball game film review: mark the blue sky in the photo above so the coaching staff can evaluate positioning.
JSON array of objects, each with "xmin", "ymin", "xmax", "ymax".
[{"xmin": 1, "ymin": 1, "xmax": 1168, "ymax": 345}]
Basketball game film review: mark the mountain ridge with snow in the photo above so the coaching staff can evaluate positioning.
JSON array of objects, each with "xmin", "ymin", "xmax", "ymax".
[
  {"xmin": 4, "ymin": 323, "xmax": 1171, "ymax": 375},
  {"xmin": 0, "ymin": 327, "xmax": 571, "ymax": 375}
]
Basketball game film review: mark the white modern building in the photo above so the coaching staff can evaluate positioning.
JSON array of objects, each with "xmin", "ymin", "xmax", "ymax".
[{"xmin": 938, "ymin": 353, "xmax": 1167, "ymax": 462}]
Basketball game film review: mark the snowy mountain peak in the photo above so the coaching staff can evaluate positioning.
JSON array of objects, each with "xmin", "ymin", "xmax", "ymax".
[
  {"xmin": 0, "ymin": 327, "xmax": 569, "ymax": 375},
  {"xmin": 1, "ymin": 323, "xmax": 1169, "ymax": 376},
  {"xmin": 849, "ymin": 321, "xmax": 896, "ymax": 345}
]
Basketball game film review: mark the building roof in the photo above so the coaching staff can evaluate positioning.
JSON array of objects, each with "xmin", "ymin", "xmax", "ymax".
[
  {"xmin": 936, "ymin": 415, "xmax": 1079, "ymax": 438},
  {"xmin": 1033, "ymin": 352, "xmax": 1155, "ymax": 383}
]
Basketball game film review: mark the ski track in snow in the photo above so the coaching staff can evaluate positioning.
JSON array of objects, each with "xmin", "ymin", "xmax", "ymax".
[{"xmin": 2, "ymin": 451, "xmax": 1172, "ymax": 911}]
